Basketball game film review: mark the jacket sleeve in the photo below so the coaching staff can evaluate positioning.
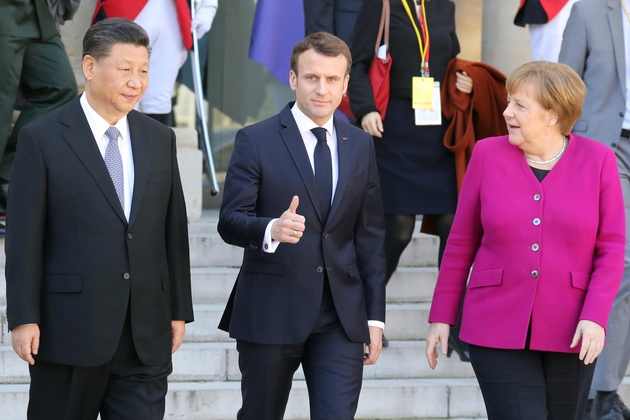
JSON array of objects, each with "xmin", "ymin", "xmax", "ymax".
[
  {"xmin": 165, "ymin": 130, "xmax": 194, "ymax": 322},
  {"xmin": 558, "ymin": 2, "xmax": 587, "ymax": 78},
  {"xmin": 353, "ymin": 136, "xmax": 387, "ymax": 322},
  {"xmin": 579, "ymin": 150, "xmax": 625, "ymax": 330},
  {"xmin": 5, "ymin": 127, "xmax": 47, "ymax": 330},
  {"xmin": 217, "ymin": 127, "xmax": 272, "ymax": 250},
  {"xmin": 428, "ymin": 140, "xmax": 485, "ymax": 325}
]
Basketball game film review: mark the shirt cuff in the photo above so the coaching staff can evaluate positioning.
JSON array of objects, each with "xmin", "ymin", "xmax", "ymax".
[
  {"xmin": 368, "ymin": 320, "xmax": 385, "ymax": 330},
  {"xmin": 263, "ymin": 218, "xmax": 280, "ymax": 253}
]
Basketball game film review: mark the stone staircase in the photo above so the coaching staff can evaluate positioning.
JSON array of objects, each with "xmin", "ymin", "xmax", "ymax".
[{"xmin": 0, "ymin": 211, "xmax": 496, "ymax": 419}]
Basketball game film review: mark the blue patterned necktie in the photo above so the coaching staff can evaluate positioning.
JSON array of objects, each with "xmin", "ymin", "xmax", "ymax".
[
  {"xmin": 104, "ymin": 126, "xmax": 124, "ymax": 209},
  {"xmin": 311, "ymin": 127, "xmax": 332, "ymax": 221}
]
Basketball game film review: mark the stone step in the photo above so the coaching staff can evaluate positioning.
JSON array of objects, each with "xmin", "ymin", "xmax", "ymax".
[
  {"xmin": 181, "ymin": 303, "xmax": 432, "ymax": 343},
  {"xmin": 0, "ymin": 378, "xmax": 488, "ymax": 420},
  {"xmin": 0, "ymin": 266, "xmax": 439, "ymax": 306},
  {"xmin": 0, "ymin": 340, "xmax": 477, "ymax": 384},
  {"xmin": 0, "ymin": 303, "xmax": 432, "ymax": 345},
  {"xmin": 189, "ymin": 266, "xmax": 438, "ymax": 306},
  {"xmin": 188, "ymin": 228, "xmax": 438, "ymax": 269}
]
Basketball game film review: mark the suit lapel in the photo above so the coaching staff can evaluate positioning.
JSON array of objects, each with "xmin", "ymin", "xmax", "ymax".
[
  {"xmin": 127, "ymin": 111, "xmax": 152, "ymax": 227},
  {"xmin": 60, "ymin": 98, "xmax": 127, "ymax": 225},
  {"xmin": 609, "ymin": 0, "xmax": 626, "ymax": 103},
  {"xmin": 279, "ymin": 106, "xmax": 325, "ymax": 223},
  {"xmin": 329, "ymin": 118, "xmax": 349, "ymax": 222}
]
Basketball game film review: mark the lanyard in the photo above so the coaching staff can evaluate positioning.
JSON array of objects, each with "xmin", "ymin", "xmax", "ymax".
[
  {"xmin": 402, "ymin": 0, "xmax": 430, "ymax": 76},
  {"xmin": 623, "ymin": 0, "xmax": 630, "ymax": 23}
]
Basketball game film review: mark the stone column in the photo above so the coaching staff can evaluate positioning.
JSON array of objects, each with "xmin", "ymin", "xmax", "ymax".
[{"xmin": 481, "ymin": 0, "xmax": 531, "ymax": 76}]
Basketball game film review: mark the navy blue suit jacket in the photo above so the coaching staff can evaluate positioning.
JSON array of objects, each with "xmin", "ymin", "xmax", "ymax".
[{"xmin": 218, "ymin": 103, "xmax": 386, "ymax": 345}]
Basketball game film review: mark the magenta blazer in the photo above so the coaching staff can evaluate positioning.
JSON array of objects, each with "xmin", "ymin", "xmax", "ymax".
[{"xmin": 428, "ymin": 134, "xmax": 625, "ymax": 353}]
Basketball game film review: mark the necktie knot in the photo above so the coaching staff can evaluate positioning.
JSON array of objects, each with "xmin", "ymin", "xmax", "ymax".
[
  {"xmin": 311, "ymin": 127, "xmax": 327, "ymax": 144},
  {"xmin": 105, "ymin": 126, "xmax": 121, "ymax": 142}
]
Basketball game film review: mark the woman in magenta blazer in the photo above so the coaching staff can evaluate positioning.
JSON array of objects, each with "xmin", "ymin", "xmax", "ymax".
[{"xmin": 426, "ymin": 61, "xmax": 625, "ymax": 419}]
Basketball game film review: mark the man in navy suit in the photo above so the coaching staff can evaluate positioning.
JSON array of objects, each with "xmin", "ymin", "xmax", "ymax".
[{"xmin": 218, "ymin": 32, "xmax": 386, "ymax": 420}]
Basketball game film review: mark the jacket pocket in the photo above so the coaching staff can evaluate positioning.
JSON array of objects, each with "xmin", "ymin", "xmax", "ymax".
[
  {"xmin": 162, "ymin": 272, "xmax": 170, "ymax": 292},
  {"xmin": 570, "ymin": 271, "xmax": 591, "ymax": 291},
  {"xmin": 468, "ymin": 268, "xmax": 503, "ymax": 289},
  {"xmin": 346, "ymin": 171, "xmax": 367, "ymax": 189},
  {"xmin": 43, "ymin": 274, "xmax": 82, "ymax": 293},
  {"xmin": 242, "ymin": 260, "xmax": 289, "ymax": 276},
  {"xmin": 572, "ymin": 119, "xmax": 588, "ymax": 133},
  {"xmin": 147, "ymin": 169, "xmax": 171, "ymax": 184}
]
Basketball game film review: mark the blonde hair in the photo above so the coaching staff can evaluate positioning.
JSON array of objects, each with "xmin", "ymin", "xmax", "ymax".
[{"xmin": 506, "ymin": 61, "xmax": 586, "ymax": 135}]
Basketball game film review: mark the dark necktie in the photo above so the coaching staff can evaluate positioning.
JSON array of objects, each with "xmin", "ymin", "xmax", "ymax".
[
  {"xmin": 104, "ymin": 126, "xmax": 124, "ymax": 209},
  {"xmin": 311, "ymin": 127, "xmax": 332, "ymax": 221}
]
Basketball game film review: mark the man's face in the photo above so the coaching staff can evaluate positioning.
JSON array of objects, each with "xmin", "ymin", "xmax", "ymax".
[
  {"xmin": 82, "ymin": 43, "xmax": 149, "ymax": 124},
  {"xmin": 289, "ymin": 49, "xmax": 349, "ymax": 126}
]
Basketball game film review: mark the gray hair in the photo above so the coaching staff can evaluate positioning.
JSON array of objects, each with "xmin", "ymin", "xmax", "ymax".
[{"xmin": 82, "ymin": 18, "xmax": 151, "ymax": 61}]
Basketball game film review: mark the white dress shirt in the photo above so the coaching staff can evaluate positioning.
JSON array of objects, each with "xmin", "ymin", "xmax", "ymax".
[{"xmin": 80, "ymin": 94, "xmax": 135, "ymax": 221}]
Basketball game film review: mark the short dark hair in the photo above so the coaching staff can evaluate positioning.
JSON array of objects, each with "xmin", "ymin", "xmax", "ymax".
[
  {"xmin": 290, "ymin": 32, "xmax": 352, "ymax": 76},
  {"xmin": 82, "ymin": 18, "xmax": 151, "ymax": 61}
]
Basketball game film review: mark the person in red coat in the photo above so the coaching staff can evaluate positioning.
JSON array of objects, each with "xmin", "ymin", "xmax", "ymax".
[
  {"xmin": 427, "ymin": 61, "xmax": 625, "ymax": 419},
  {"xmin": 92, "ymin": 0, "xmax": 217, "ymax": 125}
]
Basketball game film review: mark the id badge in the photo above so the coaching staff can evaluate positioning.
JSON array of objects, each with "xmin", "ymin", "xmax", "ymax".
[
  {"xmin": 412, "ymin": 77, "xmax": 434, "ymax": 109},
  {"xmin": 414, "ymin": 81, "xmax": 442, "ymax": 126}
]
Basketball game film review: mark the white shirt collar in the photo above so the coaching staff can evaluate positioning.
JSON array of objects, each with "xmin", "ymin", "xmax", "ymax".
[
  {"xmin": 290, "ymin": 103, "xmax": 335, "ymax": 137},
  {"xmin": 80, "ymin": 93, "xmax": 130, "ymax": 143}
]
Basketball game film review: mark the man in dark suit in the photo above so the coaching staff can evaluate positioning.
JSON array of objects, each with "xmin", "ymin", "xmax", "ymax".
[
  {"xmin": 303, "ymin": 0, "xmax": 364, "ymax": 48},
  {"xmin": 0, "ymin": 0, "xmax": 77, "ymax": 230},
  {"xmin": 5, "ymin": 18, "xmax": 193, "ymax": 420},
  {"xmin": 218, "ymin": 32, "xmax": 386, "ymax": 420}
]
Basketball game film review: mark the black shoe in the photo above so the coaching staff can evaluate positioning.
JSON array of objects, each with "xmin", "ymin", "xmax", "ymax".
[
  {"xmin": 593, "ymin": 391, "xmax": 626, "ymax": 420},
  {"xmin": 446, "ymin": 334, "xmax": 470, "ymax": 362},
  {"xmin": 381, "ymin": 333, "xmax": 389, "ymax": 348}
]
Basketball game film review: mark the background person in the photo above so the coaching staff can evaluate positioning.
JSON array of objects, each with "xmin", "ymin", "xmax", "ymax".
[
  {"xmin": 6, "ymin": 18, "xmax": 193, "ymax": 419},
  {"xmin": 93, "ymin": 0, "xmax": 218, "ymax": 125},
  {"xmin": 348, "ymin": 0, "xmax": 472, "ymax": 350},
  {"xmin": 218, "ymin": 32, "xmax": 386, "ymax": 420},
  {"xmin": 426, "ymin": 61, "xmax": 625, "ymax": 419},
  {"xmin": 559, "ymin": 0, "xmax": 630, "ymax": 417},
  {"xmin": 0, "ymin": 0, "xmax": 78, "ymax": 232}
]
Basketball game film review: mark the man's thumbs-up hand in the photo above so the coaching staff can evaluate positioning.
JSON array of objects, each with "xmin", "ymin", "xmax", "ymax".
[{"xmin": 272, "ymin": 195, "xmax": 306, "ymax": 244}]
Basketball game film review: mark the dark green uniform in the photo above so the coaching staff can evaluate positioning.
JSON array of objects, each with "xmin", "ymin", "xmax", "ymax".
[{"xmin": 0, "ymin": 0, "xmax": 77, "ymax": 181}]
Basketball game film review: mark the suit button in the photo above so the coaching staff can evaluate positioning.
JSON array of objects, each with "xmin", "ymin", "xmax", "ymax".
[
  {"xmin": 612, "ymin": 142, "xmax": 617, "ymax": 148},
  {"xmin": 531, "ymin": 270, "xmax": 539, "ymax": 278},
  {"xmin": 316, "ymin": 266, "xmax": 324, "ymax": 273},
  {"xmin": 127, "ymin": 233, "xmax": 133, "ymax": 240},
  {"xmin": 620, "ymin": 112, "xmax": 625, "ymax": 118},
  {"xmin": 533, "ymin": 194, "xmax": 541, "ymax": 201},
  {"xmin": 532, "ymin": 243, "xmax": 539, "ymax": 251},
  {"xmin": 123, "ymin": 272, "xmax": 131, "ymax": 280},
  {"xmin": 533, "ymin": 218, "xmax": 541, "ymax": 226},
  {"xmin": 323, "ymin": 232, "xmax": 329, "ymax": 238}
]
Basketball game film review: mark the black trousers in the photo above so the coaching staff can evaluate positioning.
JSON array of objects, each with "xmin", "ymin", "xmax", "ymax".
[
  {"xmin": 27, "ymin": 308, "xmax": 172, "ymax": 420},
  {"xmin": 236, "ymin": 278, "xmax": 364, "ymax": 420},
  {"xmin": 469, "ymin": 344, "xmax": 596, "ymax": 420}
]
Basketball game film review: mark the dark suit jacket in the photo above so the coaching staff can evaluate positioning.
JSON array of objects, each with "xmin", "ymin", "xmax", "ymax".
[
  {"xmin": 218, "ymin": 103, "xmax": 386, "ymax": 345},
  {"xmin": 0, "ymin": 0, "xmax": 58, "ymax": 40},
  {"xmin": 5, "ymin": 96, "xmax": 194, "ymax": 367},
  {"xmin": 303, "ymin": 0, "xmax": 364, "ymax": 47}
]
